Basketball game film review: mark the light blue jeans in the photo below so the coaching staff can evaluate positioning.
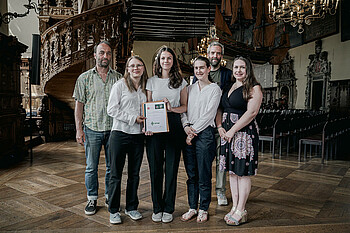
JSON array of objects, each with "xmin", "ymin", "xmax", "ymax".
[{"xmin": 84, "ymin": 126, "xmax": 111, "ymax": 201}]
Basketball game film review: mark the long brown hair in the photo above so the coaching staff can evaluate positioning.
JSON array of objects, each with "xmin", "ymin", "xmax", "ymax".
[
  {"xmin": 154, "ymin": 46, "xmax": 183, "ymax": 89},
  {"xmin": 124, "ymin": 56, "xmax": 148, "ymax": 94},
  {"xmin": 233, "ymin": 56, "xmax": 262, "ymax": 101}
]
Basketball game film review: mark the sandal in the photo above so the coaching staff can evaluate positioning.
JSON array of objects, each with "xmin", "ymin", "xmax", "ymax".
[
  {"xmin": 196, "ymin": 209, "xmax": 208, "ymax": 223},
  {"xmin": 224, "ymin": 206, "xmax": 236, "ymax": 221},
  {"xmin": 225, "ymin": 209, "xmax": 247, "ymax": 226},
  {"xmin": 181, "ymin": 209, "xmax": 197, "ymax": 221}
]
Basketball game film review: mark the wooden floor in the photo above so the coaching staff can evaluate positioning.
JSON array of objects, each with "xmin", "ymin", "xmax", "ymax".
[{"xmin": 1, "ymin": 141, "xmax": 350, "ymax": 233}]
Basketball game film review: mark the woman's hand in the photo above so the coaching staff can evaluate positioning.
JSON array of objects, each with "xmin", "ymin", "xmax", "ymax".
[
  {"xmin": 184, "ymin": 126, "xmax": 197, "ymax": 137},
  {"xmin": 186, "ymin": 134, "xmax": 194, "ymax": 145},
  {"xmin": 224, "ymin": 129, "xmax": 235, "ymax": 143},
  {"xmin": 145, "ymin": 131, "xmax": 153, "ymax": 136},
  {"xmin": 142, "ymin": 127, "xmax": 153, "ymax": 136},
  {"xmin": 136, "ymin": 116, "xmax": 146, "ymax": 124},
  {"xmin": 218, "ymin": 127, "xmax": 226, "ymax": 139},
  {"xmin": 163, "ymin": 97, "xmax": 172, "ymax": 112}
]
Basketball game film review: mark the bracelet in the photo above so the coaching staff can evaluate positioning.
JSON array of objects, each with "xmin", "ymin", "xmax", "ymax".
[
  {"xmin": 217, "ymin": 125, "xmax": 223, "ymax": 129},
  {"xmin": 183, "ymin": 124, "xmax": 190, "ymax": 129}
]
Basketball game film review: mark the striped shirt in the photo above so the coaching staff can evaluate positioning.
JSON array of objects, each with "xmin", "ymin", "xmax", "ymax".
[{"xmin": 73, "ymin": 67, "xmax": 122, "ymax": 132}]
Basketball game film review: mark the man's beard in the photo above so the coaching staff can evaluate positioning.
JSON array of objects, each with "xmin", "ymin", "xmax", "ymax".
[
  {"xmin": 98, "ymin": 58, "xmax": 110, "ymax": 68},
  {"xmin": 210, "ymin": 58, "xmax": 221, "ymax": 68}
]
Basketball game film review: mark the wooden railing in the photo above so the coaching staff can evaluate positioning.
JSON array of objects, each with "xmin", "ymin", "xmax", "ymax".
[
  {"xmin": 40, "ymin": 2, "xmax": 127, "ymax": 91},
  {"xmin": 40, "ymin": 0, "xmax": 78, "ymax": 17}
]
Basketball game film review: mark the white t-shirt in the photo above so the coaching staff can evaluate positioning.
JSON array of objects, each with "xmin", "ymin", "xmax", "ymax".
[
  {"xmin": 146, "ymin": 75, "xmax": 187, "ymax": 108},
  {"xmin": 181, "ymin": 82, "xmax": 221, "ymax": 133}
]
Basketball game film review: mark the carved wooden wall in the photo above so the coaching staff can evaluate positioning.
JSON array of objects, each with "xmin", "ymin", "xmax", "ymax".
[
  {"xmin": 0, "ymin": 33, "xmax": 27, "ymax": 166},
  {"xmin": 329, "ymin": 79, "xmax": 350, "ymax": 116},
  {"xmin": 38, "ymin": 2, "xmax": 131, "ymax": 140},
  {"xmin": 275, "ymin": 52, "xmax": 297, "ymax": 109},
  {"xmin": 40, "ymin": 2, "xmax": 126, "ymax": 92},
  {"xmin": 39, "ymin": 0, "xmax": 79, "ymax": 34},
  {"xmin": 305, "ymin": 40, "xmax": 331, "ymax": 111}
]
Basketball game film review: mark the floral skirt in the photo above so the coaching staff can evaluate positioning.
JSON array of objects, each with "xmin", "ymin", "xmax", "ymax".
[{"xmin": 219, "ymin": 112, "xmax": 259, "ymax": 176}]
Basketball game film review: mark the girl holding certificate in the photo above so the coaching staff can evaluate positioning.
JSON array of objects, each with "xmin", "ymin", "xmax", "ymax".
[
  {"xmin": 107, "ymin": 56, "xmax": 148, "ymax": 224},
  {"xmin": 180, "ymin": 56, "xmax": 221, "ymax": 223},
  {"xmin": 145, "ymin": 46, "xmax": 187, "ymax": 223}
]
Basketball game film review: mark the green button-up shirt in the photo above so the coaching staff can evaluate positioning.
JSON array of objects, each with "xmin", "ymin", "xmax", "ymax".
[{"xmin": 73, "ymin": 67, "xmax": 122, "ymax": 132}]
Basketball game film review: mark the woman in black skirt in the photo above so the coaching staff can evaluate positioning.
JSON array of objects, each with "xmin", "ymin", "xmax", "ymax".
[{"xmin": 216, "ymin": 56, "xmax": 262, "ymax": 226}]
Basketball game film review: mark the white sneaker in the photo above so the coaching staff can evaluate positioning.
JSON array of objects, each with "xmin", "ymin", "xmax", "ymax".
[
  {"xmin": 110, "ymin": 212, "xmax": 122, "ymax": 224},
  {"xmin": 217, "ymin": 193, "xmax": 228, "ymax": 206},
  {"xmin": 152, "ymin": 212, "xmax": 163, "ymax": 222},
  {"xmin": 161, "ymin": 212, "xmax": 173, "ymax": 223},
  {"xmin": 125, "ymin": 209, "xmax": 142, "ymax": 220}
]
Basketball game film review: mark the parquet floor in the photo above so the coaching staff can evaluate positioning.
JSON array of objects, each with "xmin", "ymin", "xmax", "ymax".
[{"xmin": 1, "ymin": 141, "xmax": 350, "ymax": 232}]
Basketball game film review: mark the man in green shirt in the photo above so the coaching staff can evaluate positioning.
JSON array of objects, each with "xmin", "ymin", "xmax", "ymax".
[{"xmin": 73, "ymin": 41, "xmax": 122, "ymax": 215}]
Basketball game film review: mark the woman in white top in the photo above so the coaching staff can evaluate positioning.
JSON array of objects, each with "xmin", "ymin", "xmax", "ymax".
[
  {"xmin": 107, "ymin": 56, "xmax": 148, "ymax": 224},
  {"xmin": 180, "ymin": 56, "xmax": 221, "ymax": 223},
  {"xmin": 145, "ymin": 46, "xmax": 187, "ymax": 223}
]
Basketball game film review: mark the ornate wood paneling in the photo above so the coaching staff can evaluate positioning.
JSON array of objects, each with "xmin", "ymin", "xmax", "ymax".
[
  {"xmin": 0, "ymin": 33, "xmax": 27, "ymax": 166},
  {"xmin": 275, "ymin": 52, "xmax": 297, "ymax": 109},
  {"xmin": 38, "ymin": 2, "xmax": 131, "ymax": 140},
  {"xmin": 40, "ymin": 2, "xmax": 127, "ymax": 94},
  {"xmin": 305, "ymin": 40, "xmax": 331, "ymax": 111},
  {"xmin": 39, "ymin": 0, "xmax": 79, "ymax": 34},
  {"xmin": 329, "ymin": 79, "xmax": 350, "ymax": 116}
]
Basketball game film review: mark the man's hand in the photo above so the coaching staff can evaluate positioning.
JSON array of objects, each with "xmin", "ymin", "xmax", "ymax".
[{"xmin": 76, "ymin": 129, "xmax": 85, "ymax": 145}]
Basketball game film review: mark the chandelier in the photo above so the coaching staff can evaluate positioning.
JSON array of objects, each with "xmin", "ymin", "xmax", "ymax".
[
  {"xmin": 194, "ymin": 25, "xmax": 226, "ymax": 66},
  {"xmin": 197, "ymin": 36, "xmax": 211, "ymax": 57},
  {"xmin": 197, "ymin": 25, "xmax": 218, "ymax": 56},
  {"xmin": 268, "ymin": 0, "xmax": 339, "ymax": 34}
]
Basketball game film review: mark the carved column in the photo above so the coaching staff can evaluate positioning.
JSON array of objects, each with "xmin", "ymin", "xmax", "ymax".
[{"xmin": 0, "ymin": 33, "xmax": 27, "ymax": 166}]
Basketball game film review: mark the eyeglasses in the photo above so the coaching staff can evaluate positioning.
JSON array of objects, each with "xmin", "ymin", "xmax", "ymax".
[{"xmin": 128, "ymin": 64, "xmax": 144, "ymax": 68}]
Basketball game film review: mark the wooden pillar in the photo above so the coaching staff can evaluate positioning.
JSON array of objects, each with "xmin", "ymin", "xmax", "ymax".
[{"xmin": 0, "ymin": 33, "xmax": 27, "ymax": 167}]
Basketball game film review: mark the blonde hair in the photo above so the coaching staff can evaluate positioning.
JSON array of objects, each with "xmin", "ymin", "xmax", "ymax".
[{"xmin": 124, "ymin": 56, "xmax": 148, "ymax": 94}]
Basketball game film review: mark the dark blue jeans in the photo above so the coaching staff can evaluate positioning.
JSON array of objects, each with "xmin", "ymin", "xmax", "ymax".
[
  {"xmin": 84, "ymin": 126, "xmax": 111, "ymax": 200},
  {"xmin": 108, "ymin": 131, "xmax": 144, "ymax": 214},
  {"xmin": 183, "ymin": 126, "xmax": 216, "ymax": 211}
]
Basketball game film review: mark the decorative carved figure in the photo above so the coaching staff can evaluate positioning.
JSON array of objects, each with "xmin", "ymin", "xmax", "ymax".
[
  {"xmin": 305, "ymin": 40, "xmax": 331, "ymax": 110},
  {"xmin": 275, "ymin": 52, "xmax": 297, "ymax": 109}
]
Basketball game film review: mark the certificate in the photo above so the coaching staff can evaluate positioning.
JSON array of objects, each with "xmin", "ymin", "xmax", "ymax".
[{"xmin": 142, "ymin": 101, "xmax": 169, "ymax": 133}]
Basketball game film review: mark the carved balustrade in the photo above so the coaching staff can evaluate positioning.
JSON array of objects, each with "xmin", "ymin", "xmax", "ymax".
[
  {"xmin": 40, "ymin": 2, "xmax": 126, "ymax": 92},
  {"xmin": 40, "ymin": 0, "xmax": 78, "ymax": 17}
]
